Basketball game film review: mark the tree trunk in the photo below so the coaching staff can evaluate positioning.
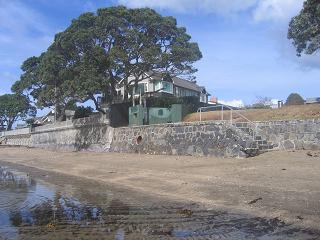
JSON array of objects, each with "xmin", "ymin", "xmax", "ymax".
[
  {"xmin": 123, "ymin": 77, "xmax": 129, "ymax": 101},
  {"xmin": 7, "ymin": 120, "xmax": 14, "ymax": 131}
]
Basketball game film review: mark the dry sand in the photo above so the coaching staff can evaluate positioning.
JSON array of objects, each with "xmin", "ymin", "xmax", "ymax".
[
  {"xmin": 184, "ymin": 104, "xmax": 320, "ymax": 122},
  {"xmin": 0, "ymin": 147, "xmax": 320, "ymax": 231}
]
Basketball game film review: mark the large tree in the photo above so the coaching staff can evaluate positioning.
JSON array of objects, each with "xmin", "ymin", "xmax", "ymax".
[
  {"xmin": 12, "ymin": 6, "xmax": 202, "ymax": 114},
  {"xmin": 96, "ymin": 7, "xmax": 202, "ymax": 99},
  {"xmin": 0, "ymin": 94, "xmax": 36, "ymax": 130},
  {"xmin": 288, "ymin": 0, "xmax": 320, "ymax": 56}
]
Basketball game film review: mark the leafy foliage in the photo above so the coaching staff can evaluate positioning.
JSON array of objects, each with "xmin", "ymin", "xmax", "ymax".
[
  {"xmin": 288, "ymin": 0, "xmax": 320, "ymax": 56},
  {"xmin": 286, "ymin": 93, "xmax": 305, "ymax": 105},
  {"xmin": 12, "ymin": 6, "xmax": 202, "ymax": 116},
  {"xmin": 73, "ymin": 106, "xmax": 93, "ymax": 119},
  {"xmin": 0, "ymin": 94, "xmax": 36, "ymax": 130}
]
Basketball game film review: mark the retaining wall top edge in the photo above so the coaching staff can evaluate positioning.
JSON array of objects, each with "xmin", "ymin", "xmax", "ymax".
[
  {"xmin": 229, "ymin": 119, "xmax": 320, "ymax": 124},
  {"xmin": 253, "ymin": 119, "xmax": 320, "ymax": 124},
  {"xmin": 116, "ymin": 120, "xmax": 230, "ymax": 130}
]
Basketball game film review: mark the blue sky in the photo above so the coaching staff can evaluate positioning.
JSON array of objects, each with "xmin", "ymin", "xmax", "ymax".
[{"xmin": 0, "ymin": 0, "xmax": 319, "ymax": 107}]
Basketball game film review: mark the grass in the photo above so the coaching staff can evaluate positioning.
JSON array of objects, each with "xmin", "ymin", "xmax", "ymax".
[{"xmin": 183, "ymin": 104, "xmax": 320, "ymax": 122}]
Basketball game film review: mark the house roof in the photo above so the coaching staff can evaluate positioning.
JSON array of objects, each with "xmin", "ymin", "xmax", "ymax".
[
  {"xmin": 172, "ymin": 76, "xmax": 201, "ymax": 92},
  {"xmin": 306, "ymin": 97, "xmax": 320, "ymax": 104},
  {"xmin": 148, "ymin": 72, "xmax": 209, "ymax": 94}
]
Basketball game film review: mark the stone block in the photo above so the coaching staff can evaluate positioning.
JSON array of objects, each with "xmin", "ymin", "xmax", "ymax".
[
  {"xmin": 283, "ymin": 140, "xmax": 295, "ymax": 150},
  {"xmin": 187, "ymin": 145, "xmax": 195, "ymax": 155}
]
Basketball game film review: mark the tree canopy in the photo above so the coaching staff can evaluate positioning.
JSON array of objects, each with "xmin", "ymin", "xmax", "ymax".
[
  {"xmin": 288, "ymin": 0, "xmax": 320, "ymax": 56},
  {"xmin": 0, "ymin": 94, "xmax": 36, "ymax": 130},
  {"xmin": 12, "ymin": 6, "xmax": 202, "ymax": 116},
  {"xmin": 286, "ymin": 93, "xmax": 305, "ymax": 106}
]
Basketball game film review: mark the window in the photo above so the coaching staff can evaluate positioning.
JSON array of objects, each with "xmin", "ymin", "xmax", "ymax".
[
  {"xmin": 200, "ymin": 93, "xmax": 206, "ymax": 103},
  {"xmin": 175, "ymin": 87, "xmax": 179, "ymax": 96},
  {"xmin": 154, "ymin": 81, "xmax": 162, "ymax": 91},
  {"xmin": 158, "ymin": 109, "xmax": 163, "ymax": 116},
  {"xmin": 134, "ymin": 83, "xmax": 146, "ymax": 95},
  {"xmin": 162, "ymin": 81, "xmax": 173, "ymax": 93}
]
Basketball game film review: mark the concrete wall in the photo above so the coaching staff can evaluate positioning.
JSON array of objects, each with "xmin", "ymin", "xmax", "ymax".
[
  {"xmin": 255, "ymin": 119, "xmax": 320, "ymax": 150},
  {"xmin": 3, "ymin": 134, "xmax": 31, "ymax": 146},
  {"xmin": 29, "ymin": 124, "xmax": 112, "ymax": 151},
  {"xmin": 2, "ymin": 128, "xmax": 30, "ymax": 136},
  {"xmin": 4, "ymin": 116, "xmax": 112, "ymax": 152}
]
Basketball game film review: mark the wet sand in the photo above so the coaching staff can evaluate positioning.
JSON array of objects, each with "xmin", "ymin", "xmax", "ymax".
[{"xmin": 0, "ymin": 147, "xmax": 320, "ymax": 239}]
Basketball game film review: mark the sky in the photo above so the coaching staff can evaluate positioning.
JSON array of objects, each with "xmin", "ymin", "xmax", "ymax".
[{"xmin": 0, "ymin": 0, "xmax": 319, "ymax": 108}]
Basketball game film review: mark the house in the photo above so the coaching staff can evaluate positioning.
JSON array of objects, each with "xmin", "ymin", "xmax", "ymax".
[
  {"xmin": 116, "ymin": 72, "xmax": 210, "ymax": 104},
  {"xmin": 33, "ymin": 111, "xmax": 55, "ymax": 126},
  {"xmin": 306, "ymin": 97, "xmax": 320, "ymax": 104}
]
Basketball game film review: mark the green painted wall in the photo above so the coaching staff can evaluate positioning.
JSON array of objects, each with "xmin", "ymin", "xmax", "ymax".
[
  {"xmin": 129, "ymin": 105, "xmax": 145, "ymax": 126},
  {"xmin": 129, "ymin": 104, "xmax": 182, "ymax": 126}
]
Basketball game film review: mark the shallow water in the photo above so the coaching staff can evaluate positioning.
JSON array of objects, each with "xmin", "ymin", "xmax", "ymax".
[{"xmin": 0, "ymin": 165, "xmax": 319, "ymax": 240}]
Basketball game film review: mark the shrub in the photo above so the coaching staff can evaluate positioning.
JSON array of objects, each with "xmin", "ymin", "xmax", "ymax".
[
  {"xmin": 286, "ymin": 93, "xmax": 305, "ymax": 106},
  {"xmin": 73, "ymin": 106, "xmax": 93, "ymax": 119}
]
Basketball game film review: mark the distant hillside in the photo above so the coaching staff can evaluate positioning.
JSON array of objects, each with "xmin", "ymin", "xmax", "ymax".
[{"xmin": 184, "ymin": 104, "xmax": 320, "ymax": 122}]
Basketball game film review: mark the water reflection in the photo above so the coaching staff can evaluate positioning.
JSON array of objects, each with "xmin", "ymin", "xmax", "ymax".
[{"xmin": 0, "ymin": 166, "xmax": 105, "ymax": 239}]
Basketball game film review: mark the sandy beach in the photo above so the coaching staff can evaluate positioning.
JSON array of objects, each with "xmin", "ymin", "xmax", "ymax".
[{"xmin": 0, "ymin": 147, "xmax": 320, "ymax": 231}]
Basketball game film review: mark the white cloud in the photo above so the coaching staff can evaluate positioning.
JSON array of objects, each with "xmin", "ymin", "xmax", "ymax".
[
  {"xmin": 218, "ymin": 99, "xmax": 245, "ymax": 108},
  {"xmin": 269, "ymin": 23, "xmax": 320, "ymax": 70},
  {"xmin": 253, "ymin": 0, "xmax": 304, "ymax": 22},
  {"xmin": 117, "ymin": 0, "xmax": 303, "ymax": 22},
  {"xmin": 118, "ymin": 0, "xmax": 257, "ymax": 15},
  {"xmin": 0, "ymin": 1, "xmax": 54, "ymax": 61},
  {"xmin": 0, "ymin": 0, "xmax": 49, "ymax": 36}
]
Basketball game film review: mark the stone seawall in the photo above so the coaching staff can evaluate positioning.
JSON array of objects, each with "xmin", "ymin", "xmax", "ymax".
[
  {"xmin": 255, "ymin": 119, "xmax": 320, "ymax": 151},
  {"xmin": 3, "ymin": 121, "xmax": 254, "ymax": 158},
  {"xmin": 110, "ymin": 122, "xmax": 254, "ymax": 158},
  {"xmin": 2, "ymin": 119, "xmax": 320, "ymax": 158}
]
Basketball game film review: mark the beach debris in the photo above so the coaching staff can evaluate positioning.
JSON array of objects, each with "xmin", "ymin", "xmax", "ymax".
[
  {"xmin": 307, "ymin": 152, "xmax": 313, "ymax": 157},
  {"xmin": 248, "ymin": 197, "xmax": 262, "ymax": 205},
  {"xmin": 297, "ymin": 216, "xmax": 303, "ymax": 220},
  {"xmin": 307, "ymin": 151, "xmax": 319, "ymax": 157},
  {"xmin": 46, "ymin": 222, "xmax": 56, "ymax": 230},
  {"xmin": 176, "ymin": 208, "xmax": 193, "ymax": 217}
]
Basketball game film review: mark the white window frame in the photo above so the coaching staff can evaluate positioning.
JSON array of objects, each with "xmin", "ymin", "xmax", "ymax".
[{"xmin": 161, "ymin": 81, "xmax": 173, "ymax": 94}]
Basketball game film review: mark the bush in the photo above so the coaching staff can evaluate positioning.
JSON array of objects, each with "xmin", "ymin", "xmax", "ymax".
[
  {"xmin": 249, "ymin": 103, "xmax": 272, "ymax": 109},
  {"xmin": 73, "ymin": 106, "xmax": 93, "ymax": 119},
  {"xmin": 286, "ymin": 93, "xmax": 305, "ymax": 106}
]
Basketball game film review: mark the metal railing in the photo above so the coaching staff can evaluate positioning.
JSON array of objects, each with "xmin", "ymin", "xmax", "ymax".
[{"xmin": 197, "ymin": 105, "xmax": 257, "ymax": 139}]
